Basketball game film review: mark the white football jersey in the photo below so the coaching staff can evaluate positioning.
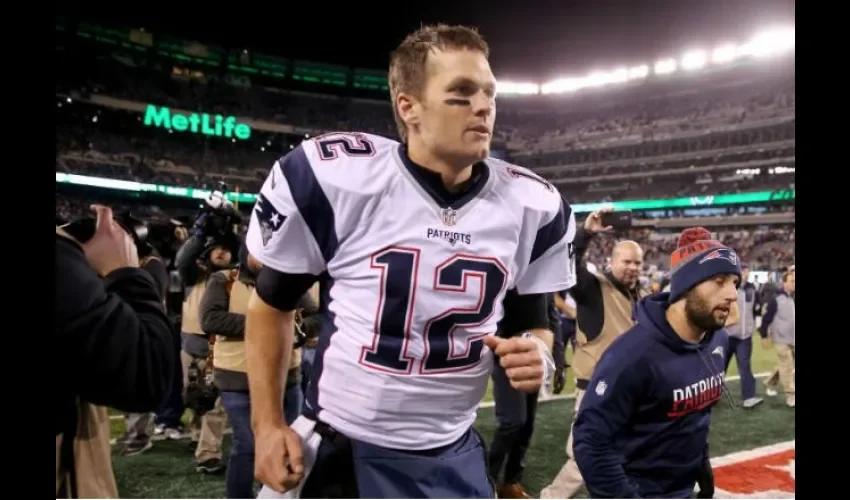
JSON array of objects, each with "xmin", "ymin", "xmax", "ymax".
[{"xmin": 246, "ymin": 132, "xmax": 576, "ymax": 450}]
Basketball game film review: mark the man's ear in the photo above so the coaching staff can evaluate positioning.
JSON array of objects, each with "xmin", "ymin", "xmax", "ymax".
[{"xmin": 396, "ymin": 93, "xmax": 420, "ymax": 129}]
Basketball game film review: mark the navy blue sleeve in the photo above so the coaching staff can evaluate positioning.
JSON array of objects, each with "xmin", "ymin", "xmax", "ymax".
[
  {"xmin": 573, "ymin": 341, "xmax": 647, "ymax": 498},
  {"xmin": 759, "ymin": 298, "xmax": 778, "ymax": 338},
  {"xmin": 498, "ymin": 290, "xmax": 549, "ymax": 337},
  {"xmin": 551, "ymin": 296, "xmax": 566, "ymax": 369}
]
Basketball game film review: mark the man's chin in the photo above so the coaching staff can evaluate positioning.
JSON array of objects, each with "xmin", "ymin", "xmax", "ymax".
[{"xmin": 472, "ymin": 146, "xmax": 490, "ymax": 160}]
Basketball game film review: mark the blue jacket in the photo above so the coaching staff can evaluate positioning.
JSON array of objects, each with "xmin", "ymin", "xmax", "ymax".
[{"xmin": 572, "ymin": 292, "xmax": 730, "ymax": 498}]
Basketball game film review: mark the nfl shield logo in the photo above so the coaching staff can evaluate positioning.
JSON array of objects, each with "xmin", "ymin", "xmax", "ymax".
[{"xmin": 440, "ymin": 207, "xmax": 457, "ymax": 227}]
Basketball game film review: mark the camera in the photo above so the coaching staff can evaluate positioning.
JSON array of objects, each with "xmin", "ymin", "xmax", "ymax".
[
  {"xmin": 61, "ymin": 211, "xmax": 149, "ymax": 248},
  {"xmin": 196, "ymin": 181, "xmax": 243, "ymax": 239},
  {"xmin": 183, "ymin": 356, "xmax": 219, "ymax": 416},
  {"xmin": 61, "ymin": 208, "xmax": 190, "ymax": 261},
  {"xmin": 143, "ymin": 217, "xmax": 188, "ymax": 261}
]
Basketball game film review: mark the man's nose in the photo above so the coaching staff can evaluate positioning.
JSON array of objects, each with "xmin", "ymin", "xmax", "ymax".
[
  {"xmin": 472, "ymin": 92, "xmax": 493, "ymax": 117},
  {"xmin": 723, "ymin": 283, "xmax": 738, "ymax": 301}
]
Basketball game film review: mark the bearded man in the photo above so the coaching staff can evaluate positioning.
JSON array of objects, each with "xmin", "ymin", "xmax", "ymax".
[{"xmin": 572, "ymin": 227, "xmax": 739, "ymax": 499}]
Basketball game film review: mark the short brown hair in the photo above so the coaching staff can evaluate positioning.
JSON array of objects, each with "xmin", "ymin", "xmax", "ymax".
[{"xmin": 388, "ymin": 24, "xmax": 490, "ymax": 141}]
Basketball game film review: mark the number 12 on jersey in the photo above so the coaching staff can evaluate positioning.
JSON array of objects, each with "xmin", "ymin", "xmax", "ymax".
[{"xmin": 359, "ymin": 246, "xmax": 509, "ymax": 375}]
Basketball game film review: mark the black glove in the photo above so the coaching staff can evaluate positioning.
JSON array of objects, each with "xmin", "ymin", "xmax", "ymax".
[
  {"xmin": 554, "ymin": 367, "xmax": 566, "ymax": 394},
  {"xmin": 695, "ymin": 449, "xmax": 715, "ymax": 498}
]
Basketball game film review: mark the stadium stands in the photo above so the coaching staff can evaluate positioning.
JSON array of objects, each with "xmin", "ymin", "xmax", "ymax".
[{"xmin": 55, "ymin": 21, "xmax": 795, "ymax": 270}]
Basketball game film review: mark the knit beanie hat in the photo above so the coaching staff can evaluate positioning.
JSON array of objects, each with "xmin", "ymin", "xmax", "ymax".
[{"xmin": 668, "ymin": 227, "xmax": 742, "ymax": 303}]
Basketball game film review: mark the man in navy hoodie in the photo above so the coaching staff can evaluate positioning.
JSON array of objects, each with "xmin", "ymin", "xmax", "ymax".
[{"xmin": 573, "ymin": 227, "xmax": 740, "ymax": 498}]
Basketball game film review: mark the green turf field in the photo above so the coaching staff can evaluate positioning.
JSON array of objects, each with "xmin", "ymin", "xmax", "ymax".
[{"xmin": 110, "ymin": 340, "xmax": 793, "ymax": 498}]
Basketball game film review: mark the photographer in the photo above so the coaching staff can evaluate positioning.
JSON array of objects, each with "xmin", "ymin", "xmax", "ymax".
[
  {"xmin": 175, "ymin": 188, "xmax": 241, "ymax": 474},
  {"xmin": 56, "ymin": 205, "xmax": 176, "ymax": 498},
  {"xmin": 200, "ymin": 244, "xmax": 319, "ymax": 498}
]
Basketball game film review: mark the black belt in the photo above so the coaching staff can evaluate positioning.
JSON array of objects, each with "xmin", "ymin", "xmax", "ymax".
[{"xmin": 314, "ymin": 420, "xmax": 350, "ymax": 449}]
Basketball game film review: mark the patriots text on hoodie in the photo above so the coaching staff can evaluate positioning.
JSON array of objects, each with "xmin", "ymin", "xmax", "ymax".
[{"xmin": 572, "ymin": 292, "xmax": 729, "ymax": 498}]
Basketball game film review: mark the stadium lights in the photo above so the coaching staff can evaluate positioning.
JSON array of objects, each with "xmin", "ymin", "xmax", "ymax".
[
  {"xmin": 681, "ymin": 50, "xmax": 708, "ymax": 71},
  {"xmin": 628, "ymin": 65, "xmax": 650, "ymax": 79},
  {"xmin": 737, "ymin": 27, "xmax": 795, "ymax": 58},
  {"xmin": 654, "ymin": 58, "xmax": 678, "ymax": 75},
  {"xmin": 711, "ymin": 44, "xmax": 738, "ymax": 64},
  {"xmin": 496, "ymin": 81, "xmax": 540, "ymax": 95},
  {"xmin": 498, "ymin": 25, "xmax": 795, "ymax": 97}
]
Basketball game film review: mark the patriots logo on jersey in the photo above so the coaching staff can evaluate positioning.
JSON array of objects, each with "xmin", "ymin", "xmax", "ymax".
[{"xmin": 254, "ymin": 194, "xmax": 286, "ymax": 246}]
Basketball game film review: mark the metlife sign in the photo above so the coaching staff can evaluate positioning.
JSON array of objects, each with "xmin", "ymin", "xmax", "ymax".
[
  {"xmin": 689, "ymin": 196, "xmax": 715, "ymax": 206},
  {"xmin": 143, "ymin": 104, "xmax": 252, "ymax": 140}
]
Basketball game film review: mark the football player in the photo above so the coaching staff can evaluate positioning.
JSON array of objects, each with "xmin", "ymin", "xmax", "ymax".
[{"xmin": 245, "ymin": 24, "xmax": 576, "ymax": 498}]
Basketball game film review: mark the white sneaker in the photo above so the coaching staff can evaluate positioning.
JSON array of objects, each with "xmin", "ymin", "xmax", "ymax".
[
  {"xmin": 151, "ymin": 424, "xmax": 167, "ymax": 441},
  {"xmin": 743, "ymin": 397, "xmax": 764, "ymax": 408},
  {"xmin": 766, "ymin": 388, "xmax": 778, "ymax": 397},
  {"xmin": 165, "ymin": 427, "xmax": 188, "ymax": 440},
  {"xmin": 785, "ymin": 395, "xmax": 795, "ymax": 408}
]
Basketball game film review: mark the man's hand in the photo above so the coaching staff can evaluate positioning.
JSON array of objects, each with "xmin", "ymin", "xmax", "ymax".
[
  {"xmin": 484, "ymin": 336, "xmax": 544, "ymax": 392},
  {"xmin": 174, "ymin": 226, "xmax": 189, "ymax": 242},
  {"xmin": 253, "ymin": 421, "xmax": 305, "ymax": 493},
  {"xmin": 583, "ymin": 207, "xmax": 614, "ymax": 234},
  {"xmin": 554, "ymin": 367, "xmax": 566, "ymax": 394},
  {"xmin": 82, "ymin": 204, "xmax": 139, "ymax": 276}
]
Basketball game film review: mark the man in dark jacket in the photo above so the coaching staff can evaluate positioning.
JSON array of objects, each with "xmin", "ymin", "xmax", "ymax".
[
  {"xmin": 120, "ymin": 249, "xmax": 175, "ymax": 456},
  {"xmin": 573, "ymin": 228, "xmax": 740, "ymax": 498},
  {"xmin": 56, "ymin": 205, "xmax": 176, "ymax": 498},
  {"xmin": 488, "ymin": 292, "xmax": 562, "ymax": 498}
]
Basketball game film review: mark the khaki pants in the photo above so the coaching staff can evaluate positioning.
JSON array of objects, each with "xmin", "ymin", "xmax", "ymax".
[
  {"xmin": 181, "ymin": 350, "xmax": 227, "ymax": 463},
  {"xmin": 766, "ymin": 343, "xmax": 795, "ymax": 395},
  {"xmin": 540, "ymin": 389, "xmax": 585, "ymax": 499}
]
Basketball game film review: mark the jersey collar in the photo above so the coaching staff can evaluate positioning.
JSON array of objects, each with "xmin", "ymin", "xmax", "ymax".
[{"xmin": 397, "ymin": 143, "xmax": 490, "ymax": 210}]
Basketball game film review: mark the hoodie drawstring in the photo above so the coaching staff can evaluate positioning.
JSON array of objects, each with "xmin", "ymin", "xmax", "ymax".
[{"xmin": 696, "ymin": 346, "xmax": 737, "ymax": 411}]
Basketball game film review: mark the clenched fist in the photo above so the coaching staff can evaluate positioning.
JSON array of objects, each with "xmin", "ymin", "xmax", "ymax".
[
  {"xmin": 483, "ymin": 335, "xmax": 545, "ymax": 393},
  {"xmin": 253, "ymin": 422, "xmax": 305, "ymax": 493}
]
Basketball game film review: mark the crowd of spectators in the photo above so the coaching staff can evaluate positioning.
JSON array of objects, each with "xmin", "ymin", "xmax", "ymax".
[{"xmin": 584, "ymin": 225, "xmax": 795, "ymax": 271}]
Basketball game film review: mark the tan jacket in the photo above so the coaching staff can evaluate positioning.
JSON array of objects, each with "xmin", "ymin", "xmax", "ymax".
[
  {"xmin": 573, "ymin": 273, "xmax": 641, "ymax": 383},
  {"xmin": 213, "ymin": 270, "xmax": 302, "ymax": 373}
]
